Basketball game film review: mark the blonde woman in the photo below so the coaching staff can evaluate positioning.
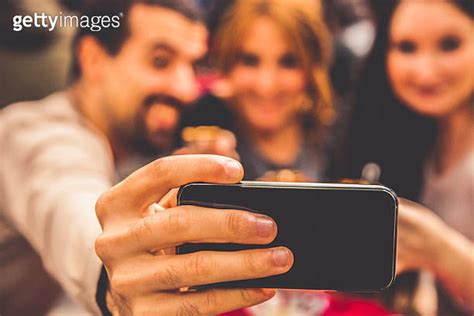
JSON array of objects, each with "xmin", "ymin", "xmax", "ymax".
[{"xmin": 182, "ymin": 0, "xmax": 335, "ymax": 181}]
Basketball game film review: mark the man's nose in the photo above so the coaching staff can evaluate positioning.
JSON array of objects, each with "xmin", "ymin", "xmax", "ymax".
[{"xmin": 167, "ymin": 64, "xmax": 200, "ymax": 105}]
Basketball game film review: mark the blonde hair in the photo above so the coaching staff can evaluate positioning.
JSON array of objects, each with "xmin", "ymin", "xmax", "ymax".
[{"xmin": 212, "ymin": 0, "xmax": 335, "ymax": 144}]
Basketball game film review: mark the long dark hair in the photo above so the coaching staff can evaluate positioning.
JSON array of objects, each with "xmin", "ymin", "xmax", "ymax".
[
  {"xmin": 331, "ymin": 1, "xmax": 473, "ymax": 314},
  {"xmin": 332, "ymin": 0, "xmax": 472, "ymax": 200}
]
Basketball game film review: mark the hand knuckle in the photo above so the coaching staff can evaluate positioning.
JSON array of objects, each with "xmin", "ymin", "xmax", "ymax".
[
  {"xmin": 150, "ymin": 157, "xmax": 172, "ymax": 182},
  {"xmin": 204, "ymin": 290, "xmax": 218, "ymax": 309},
  {"xmin": 176, "ymin": 302, "xmax": 200, "ymax": 316},
  {"xmin": 111, "ymin": 291, "xmax": 133, "ymax": 316},
  {"xmin": 109, "ymin": 273, "xmax": 130, "ymax": 295},
  {"xmin": 95, "ymin": 229, "xmax": 128, "ymax": 263},
  {"xmin": 168, "ymin": 208, "xmax": 191, "ymax": 232},
  {"xmin": 156, "ymin": 264, "xmax": 182, "ymax": 288},
  {"xmin": 225, "ymin": 211, "xmax": 245, "ymax": 235},
  {"xmin": 94, "ymin": 234, "xmax": 110, "ymax": 259},
  {"xmin": 244, "ymin": 252, "xmax": 260, "ymax": 273},
  {"xmin": 128, "ymin": 217, "xmax": 154, "ymax": 244},
  {"xmin": 239, "ymin": 288, "xmax": 257, "ymax": 304},
  {"xmin": 187, "ymin": 252, "xmax": 212, "ymax": 278},
  {"xmin": 95, "ymin": 191, "xmax": 113, "ymax": 219}
]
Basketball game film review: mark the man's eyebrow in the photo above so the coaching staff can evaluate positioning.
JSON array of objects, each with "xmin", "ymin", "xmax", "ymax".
[{"xmin": 152, "ymin": 43, "xmax": 177, "ymax": 54}]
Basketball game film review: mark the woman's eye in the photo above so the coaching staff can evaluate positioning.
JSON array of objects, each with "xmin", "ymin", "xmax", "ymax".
[
  {"xmin": 153, "ymin": 57, "xmax": 170, "ymax": 69},
  {"xmin": 439, "ymin": 36, "xmax": 461, "ymax": 52},
  {"xmin": 396, "ymin": 40, "xmax": 416, "ymax": 53},
  {"xmin": 279, "ymin": 54, "xmax": 298, "ymax": 68},
  {"xmin": 239, "ymin": 53, "xmax": 259, "ymax": 67}
]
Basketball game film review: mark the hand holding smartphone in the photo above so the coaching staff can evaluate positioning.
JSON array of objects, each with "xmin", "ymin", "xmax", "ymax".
[{"xmin": 177, "ymin": 181, "xmax": 398, "ymax": 291}]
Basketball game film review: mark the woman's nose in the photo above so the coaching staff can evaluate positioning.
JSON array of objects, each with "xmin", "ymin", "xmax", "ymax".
[
  {"xmin": 411, "ymin": 54, "xmax": 441, "ymax": 85},
  {"xmin": 254, "ymin": 67, "xmax": 278, "ymax": 97}
]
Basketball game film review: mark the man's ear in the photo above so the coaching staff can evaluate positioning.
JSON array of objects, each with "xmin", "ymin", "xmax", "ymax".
[{"xmin": 76, "ymin": 36, "xmax": 110, "ymax": 82}]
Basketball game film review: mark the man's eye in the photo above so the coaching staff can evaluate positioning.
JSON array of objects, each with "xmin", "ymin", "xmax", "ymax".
[
  {"xmin": 396, "ymin": 40, "xmax": 416, "ymax": 54},
  {"xmin": 153, "ymin": 57, "xmax": 170, "ymax": 69},
  {"xmin": 239, "ymin": 53, "xmax": 259, "ymax": 67},
  {"xmin": 439, "ymin": 36, "xmax": 461, "ymax": 52}
]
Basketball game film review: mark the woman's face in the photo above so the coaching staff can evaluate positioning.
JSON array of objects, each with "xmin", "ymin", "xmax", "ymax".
[
  {"xmin": 227, "ymin": 17, "xmax": 307, "ymax": 132},
  {"xmin": 387, "ymin": 0, "xmax": 473, "ymax": 118}
]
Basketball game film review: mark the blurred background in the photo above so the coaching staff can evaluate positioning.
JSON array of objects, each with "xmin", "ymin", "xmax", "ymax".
[
  {"xmin": 0, "ymin": 0, "xmax": 374, "ymax": 108},
  {"xmin": 1, "ymin": 0, "xmax": 472, "ymax": 315}
]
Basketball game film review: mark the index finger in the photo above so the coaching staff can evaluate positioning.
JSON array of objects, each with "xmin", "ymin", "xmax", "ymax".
[{"xmin": 102, "ymin": 154, "xmax": 243, "ymax": 216}]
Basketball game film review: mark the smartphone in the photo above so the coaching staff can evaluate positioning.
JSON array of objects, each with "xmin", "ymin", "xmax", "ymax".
[{"xmin": 177, "ymin": 181, "xmax": 398, "ymax": 291}]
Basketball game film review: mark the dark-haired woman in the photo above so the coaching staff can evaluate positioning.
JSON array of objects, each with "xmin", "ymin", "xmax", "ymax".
[{"xmin": 334, "ymin": 0, "xmax": 474, "ymax": 315}]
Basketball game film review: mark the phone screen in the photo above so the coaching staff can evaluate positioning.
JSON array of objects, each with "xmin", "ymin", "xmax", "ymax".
[{"xmin": 178, "ymin": 182, "xmax": 397, "ymax": 291}]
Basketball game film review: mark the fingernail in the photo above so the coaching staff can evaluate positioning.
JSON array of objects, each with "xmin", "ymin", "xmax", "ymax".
[
  {"xmin": 256, "ymin": 216, "xmax": 275, "ymax": 238},
  {"xmin": 260, "ymin": 288, "xmax": 277, "ymax": 297},
  {"xmin": 224, "ymin": 160, "xmax": 242, "ymax": 178},
  {"xmin": 272, "ymin": 248, "xmax": 290, "ymax": 267}
]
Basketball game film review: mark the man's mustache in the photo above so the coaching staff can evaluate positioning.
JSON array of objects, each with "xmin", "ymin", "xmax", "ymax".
[{"xmin": 143, "ymin": 94, "xmax": 186, "ymax": 111}]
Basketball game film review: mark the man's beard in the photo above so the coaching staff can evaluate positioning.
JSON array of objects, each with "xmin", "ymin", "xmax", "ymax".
[{"xmin": 113, "ymin": 94, "xmax": 185, "ymax": 157}]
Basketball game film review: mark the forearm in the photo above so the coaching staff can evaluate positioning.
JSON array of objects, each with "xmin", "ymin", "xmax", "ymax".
[
  {"xmin": 7, "ymin": 179, "xmax": 106, "ymax": 313},
  {"xmin": 0, "ymin": 94, "xmax": 121, "ymax": 314},
  {"xmin": 1, "ymin": 126, "xmax": 114, "ymax": 313},
  {"xmin": 434, "ymin": 227, "xmax": 474, "ymax": 312},
  {"xmin": 42, "ymin": 187, "xmax": 105, "ymax": 313}
]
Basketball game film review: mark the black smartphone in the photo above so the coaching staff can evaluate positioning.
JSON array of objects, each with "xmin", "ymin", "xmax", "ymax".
[{"xmin": 177, "ymin": 181, "xmax": 398, "ymax": 291}]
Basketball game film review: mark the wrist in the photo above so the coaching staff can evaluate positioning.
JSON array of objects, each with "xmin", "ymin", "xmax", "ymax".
[
  {"xmin": 431, "ymin": 225, "xmax": 472, "ymax": 278},
  {"xmin": 421, "ymin": 213, "xmax": 461, "ymax": 273},
  {"xmin": 432, "ymin": 228, "xmax": 474, "ymax": 310}
]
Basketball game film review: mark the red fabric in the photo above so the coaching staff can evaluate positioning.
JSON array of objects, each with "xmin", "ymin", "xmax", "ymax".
[
  {"xmin": 220, "ymin": 295, "xmax": 391, "ymax": 316},
  {"xmin": 220, "ymin": 309, "xmax": 250, "ymax": 316},
  {"xmin": 323, "ymin": 296, "xmax": 390, "ymax": 316}
]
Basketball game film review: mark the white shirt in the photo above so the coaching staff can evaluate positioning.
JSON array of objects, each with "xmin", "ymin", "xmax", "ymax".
[
  {"xmin": 421, "ymin": 150, "xmax": 474, "ymax": 241},
  {"xmin": 0, "ymin": 92, "xmax": 115, "ymax": 314}
]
